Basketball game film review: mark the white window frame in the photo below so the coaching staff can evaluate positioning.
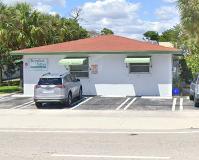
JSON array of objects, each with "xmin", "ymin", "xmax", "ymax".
[
  {"xmin": 69, "ymin": 57, "xmax": 89, "ymax": 78},
  {"xmin": 128, "ymin": 56, "xmax": 152, "ymax": 74}
]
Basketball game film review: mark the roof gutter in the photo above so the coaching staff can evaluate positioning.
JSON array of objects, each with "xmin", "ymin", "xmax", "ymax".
[{"xmin": 11, "ymin": 50, "xmax": 182, "ymax": 56}]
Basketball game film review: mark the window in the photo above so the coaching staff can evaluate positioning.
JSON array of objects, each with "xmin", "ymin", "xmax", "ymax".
[
  {"xmin": 126, "ymin": 57, "xmax": 151, "ymax": 73},
  {"xmin": 129, "ymin": 63, "xmax": 150, "ymax": 73},
  {"xmin": 69, "ymin": 57, "xmax": 89, "ymax": 77},
  {"xmin": 70, "ymin": 74, "xmax": 77, "ymax": 82},
  {"xmin": 64, "ymin": 75, "xmax": 72, "ymax": 82},
  {"xmin": 38, "ymin": 78, "xmax": 62, "ymax": 85}
]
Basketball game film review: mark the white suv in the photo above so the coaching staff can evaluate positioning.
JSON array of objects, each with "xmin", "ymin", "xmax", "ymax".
[{"xmin": 34, "ymin": 72, "xmax": 82, "ymax": 108}]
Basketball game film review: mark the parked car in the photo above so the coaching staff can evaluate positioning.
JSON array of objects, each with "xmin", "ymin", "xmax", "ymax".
[
  {"xmin": 34, "ymin": 72, "xmax": 82, "ymax": 108},
  {"xmin": 190, "ymin": 74, "xmax": 199, "ymax": 107}
]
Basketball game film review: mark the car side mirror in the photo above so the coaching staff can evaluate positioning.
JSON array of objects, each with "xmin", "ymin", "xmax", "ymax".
[{"xmin": 76, "ymin": 79, "xmax": 80, "ymax": 82}]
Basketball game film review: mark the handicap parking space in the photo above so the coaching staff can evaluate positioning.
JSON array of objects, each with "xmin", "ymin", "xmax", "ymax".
[{"xmin": 126, "ymin": 97, "xmax": 173, "ymax": 111}]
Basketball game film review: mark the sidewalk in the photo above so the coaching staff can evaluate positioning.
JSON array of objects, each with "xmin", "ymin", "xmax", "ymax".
[{"xmin": 1, "ymin": 110, "xmax": 199, "ymax": 130}]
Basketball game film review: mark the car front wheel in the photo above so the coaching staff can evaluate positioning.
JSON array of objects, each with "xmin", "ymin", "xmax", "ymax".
[{"xmin": 78, "ymin": 88, "xmax": 83, "ymax": 100}]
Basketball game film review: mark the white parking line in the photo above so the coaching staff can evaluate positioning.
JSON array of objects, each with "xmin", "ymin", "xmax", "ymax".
[
  {"xmin": 116, "ymin": 98, "xmax": 130, "ymax": 110},
  {"xmin": 123, "ymin": 98, "xmax": 137, "ymax": 110},
  {"xmin": 70, "ymin": 97, "xmax": 93, "ymax": 110},
  {"xmin": 180, "ymin": 98, "xmax": 183, "ymax": 111},
  {"xmin": 0, "ymin": 129, "xmax": 199, "ymax": 134},
  {"xmin": 19, "ymin": 102, "xmax": 35, "ymax": 109},
  {"xmin": 51, "ymin": 154, "xmax": 170, "ymax": 159},
  {"xmin": 11, "ymin": 100, "xmax": 34, "ymax": 109},
  {"xmin": 0, "ymin": 96, "xmax": 14, "ymax": 101},
  {"xmin": 172, "ymin": 98, "xmax": 177, "ymax": 112},
  {"xmin": 0, "ymin": 92, "xmax": 18, "ymax": 100}
]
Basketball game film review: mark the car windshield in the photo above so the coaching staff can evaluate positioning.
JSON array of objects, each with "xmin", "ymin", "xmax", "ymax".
[{"xmin": 38, "ymin": 78, "xmax": 62, "ymax": 85}]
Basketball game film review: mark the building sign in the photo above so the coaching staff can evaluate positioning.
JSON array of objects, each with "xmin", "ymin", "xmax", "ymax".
[
  {"xmin": 91, "ymin": 64, "xmax": 98, "ymax": 74},
  {"xmin": 29, "ymin": 58, "xmax": 48, "ymax": 71}
]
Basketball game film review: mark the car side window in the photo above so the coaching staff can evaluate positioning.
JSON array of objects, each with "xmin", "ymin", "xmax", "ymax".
[
  {"xmin": 65, "ymin": 75, "xmax": 72, "ymax": 82},
  {"xmin": 70, "ymin": 74, "xmax": 76, "ymax": 82}
]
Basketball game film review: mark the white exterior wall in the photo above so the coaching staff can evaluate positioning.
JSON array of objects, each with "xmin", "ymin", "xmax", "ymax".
[{"xmin": 23, "ymin": 54, "xmax": 172, "ymax": 97}]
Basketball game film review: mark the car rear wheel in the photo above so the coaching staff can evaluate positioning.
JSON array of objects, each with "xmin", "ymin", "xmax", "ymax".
[
  {"xmin": 190, "ymin": 95, "xmax": 194, "ymax": 101},
  {"xmin": 78, "ymin": 88, "xmax": 82, "ymax": 100},
  {"xmin": 65, "ymin": 92, "xmax": 72, "ymax": 107},
  {"xmin": 35, "ymin": 102, "xmax": 43, "ymax": 108}
]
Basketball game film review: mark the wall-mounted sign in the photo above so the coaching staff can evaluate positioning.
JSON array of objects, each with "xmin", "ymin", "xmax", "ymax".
[
  {"xmin": 29, "ymin": 58, "xmax": 48, "ymax": 71},
  {"xmin": 91, "ymin": 64, "xmax": 98, "ymax": 74}
]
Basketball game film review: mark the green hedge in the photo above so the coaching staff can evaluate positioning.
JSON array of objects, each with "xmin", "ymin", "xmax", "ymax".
[{"xmin": 0, "ymin": 86, "xmax": 21, "ymax": 94}]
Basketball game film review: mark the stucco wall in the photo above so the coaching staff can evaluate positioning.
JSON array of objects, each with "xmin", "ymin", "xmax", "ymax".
[{"xmin": 23, "ymin": 54, "xmax": 172, "ymax": 97}]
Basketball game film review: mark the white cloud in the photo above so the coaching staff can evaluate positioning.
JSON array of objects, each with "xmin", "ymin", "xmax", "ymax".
[
  {"xmin": 80, "ymin": 0, "xmax": 180, "ymax": 39},
  {"xmin": 33, "ymin": 2, "xmax": 52, "ymax": 13},
  {"xmin": 155, "ymin": 6, "xmax": 179, "ymax": 21},
  {"xmin": 163, "ymin": 0, "xmax": 177, "ymax": 3},
  {"xmin": 1, "ymin": 0, "xmax": 66, "ymax": 13}
]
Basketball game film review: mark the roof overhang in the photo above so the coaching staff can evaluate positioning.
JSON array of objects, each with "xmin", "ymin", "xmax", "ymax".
[{"xmin": 11, "ymin": 50, "xmax": 182, "ymax": 56}]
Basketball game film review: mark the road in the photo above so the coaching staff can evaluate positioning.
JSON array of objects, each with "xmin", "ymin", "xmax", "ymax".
[
  {"xmin": 0, "ymin": 94, "xmax": 199, "ymax": 160},
  {"xmin": 0, "ymin": 129, "xmax": 198, "ymax": 160}
]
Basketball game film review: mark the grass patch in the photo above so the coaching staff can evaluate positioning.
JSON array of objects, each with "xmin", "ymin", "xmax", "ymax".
[{"xmin": 0, "ymin": 85, "xmax": 21, "ymax": 94}]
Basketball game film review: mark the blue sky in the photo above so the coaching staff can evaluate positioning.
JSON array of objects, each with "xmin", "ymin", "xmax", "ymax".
[{"xmin": 3, "ymin": 0, "xmax": 179, "ymax": 39}]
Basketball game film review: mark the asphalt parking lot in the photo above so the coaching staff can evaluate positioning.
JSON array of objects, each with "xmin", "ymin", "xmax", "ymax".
[{"xmin": 0, "ymin": 94, "xmax": 198, "ymax": 111}]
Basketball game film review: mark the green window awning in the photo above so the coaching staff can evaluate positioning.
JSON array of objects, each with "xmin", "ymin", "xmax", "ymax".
[
  {"xmin": 124, "ymin": 57, "xmax": 151, "ymax": 64},
  {"xmin": 59, "ymin": 58, "xmax": 86, "ymax": 65},
  {"xmin": 14, "ymin": 59, "xmax": 23, "ymax": 63}
]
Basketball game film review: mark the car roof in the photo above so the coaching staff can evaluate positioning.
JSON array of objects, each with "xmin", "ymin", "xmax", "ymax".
[{"xmin": 41, "ymin": 72, "xmax": 69, "ymax": 78}]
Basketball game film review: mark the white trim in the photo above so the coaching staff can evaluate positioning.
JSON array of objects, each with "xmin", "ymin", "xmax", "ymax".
[
  {"xmin": 141, "ymin": 96, "xmax": 172, "ymax": 99},
  {"xmin": 51, "ymin": 154, "xmax": 170, "ymax": 159}
]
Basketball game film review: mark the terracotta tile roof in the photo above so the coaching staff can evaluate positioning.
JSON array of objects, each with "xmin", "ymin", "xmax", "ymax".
[{"xmin": 12, "ymin": 35, "xmax": 179, "ymax": 54}]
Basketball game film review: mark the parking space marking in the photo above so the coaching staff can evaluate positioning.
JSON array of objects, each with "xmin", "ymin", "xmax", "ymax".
[
  {"xmin": 179, "ymin": 98, "xmax": 183, "ymax": 111},
  {"xmin": 11, "ymin": 100, "xmax": 34, "ymax": 109},
  {"xmin": 172, "ymin": 98, "xmax": 177, "ymax": 112},
  {"xmin": 70, "ymin": 97, "xmax": 93, "ymax": 110},
  {"xmin": 0, "ymin": 93, "xmax": 18, "ymax": 101},
  {"xmin": 51, "ymin": 154, "xmax": 170, "ymax": 159},
  {"xmin": 19, "ymin": 102, "xmax": 35, "ymax": 109},
  {"xmin": 116, "ymin": 98, "xmax": 130, "ymax": 110},
  {"xmin": 1, "ymin": 129, "xmax": 199, "ymax": 134},
  {"xmin": 0, "ymin": 96, "xmax": 14, "ymax": 101},
  {"xmin": 123, "ymin": 97, "xmax": 137, "ymax": 110}
]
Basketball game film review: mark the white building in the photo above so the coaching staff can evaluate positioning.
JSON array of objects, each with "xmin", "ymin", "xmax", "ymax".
[{"xmin": 12, "ymin": 35, "xmax": 180, "ymax": 97}]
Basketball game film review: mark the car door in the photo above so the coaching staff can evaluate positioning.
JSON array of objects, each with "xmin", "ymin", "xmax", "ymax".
[
  {"xmin": 70, "ymin": 74, "xmax": 80, "ymax": 97},
  {"xmin": 64, "ymin": 75, "xmax": 73, "ymax": 96}
]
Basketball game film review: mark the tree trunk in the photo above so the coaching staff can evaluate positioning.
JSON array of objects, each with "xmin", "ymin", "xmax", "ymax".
[
  {"xmin": 20, "ymin": 62, "xmax": 23, "ymax": 89},
  {"xmin": 0, "ymin": 68, "xmax": 2, "ymax": 86}
]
